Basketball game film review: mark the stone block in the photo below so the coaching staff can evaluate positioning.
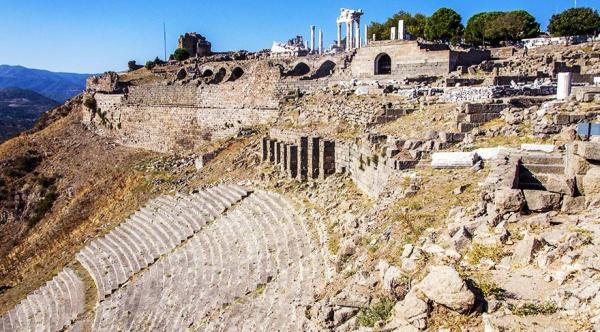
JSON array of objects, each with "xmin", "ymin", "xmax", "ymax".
[
  {"xmin": 583, "ymin": 167, "xmax": 600, "ymax": 197},
  {"xmin": 466, "ymin": 113, "xmax": 501, "ymax": 124},
  {"xmin": 523, "ymin": 190, "xmax": 562, "ymax": 212},
  {"xmin": 565, "ymin": 149, "xmax": 591, "ymax": 176},
  {"xmin": 415, "ymin": 266, "xmax": 474, "ymax": 313},
  {"xmin": 521, "ymin": 144, "xmax": 555, "ymax": 153},
  {"xmin": 431, "ymin": 152, "xmax": 480, "ymax": 168},
  {"xmin": 575, "ymin": 141, "xmax": 600, "ymax": 161},
  {"xmin": 561, "ymin": 196, "xmax": 586, "ymax": 214},
  {"xmin": 458, "ymin": 123, "xmax": 477, "ymax": 133},
  {"xmin": 543, "ymin": 174, "xmax": 576, "ymax": 196},
  {"xmin": 494, "ymin": 188, "xmax": 525, "ymax": 214},
  {"xmin": 512, "ymin": 234, "xmax": 542, "ymax": 266}
]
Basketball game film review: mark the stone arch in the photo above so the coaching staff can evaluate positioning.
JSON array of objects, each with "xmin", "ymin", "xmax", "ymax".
[
  {"xmin": 374, "ymin": 53, "xmax": 392, "ymax": 75},
  {"xmin": 211, "ymin": 68, "xmax": 227, "ymax": 84},
  {"xmin": 201, "ymin": 68, "xmax": 214, "ymax": 78},
  {"xmin": 287, "ymin": 62, "xmax": 311, "ymax": 77},
  {"xmin": 228, "ymin": 67, "xmax": 245, "ymax": 81},
  {"xmin": 312, "ymin": 60, "xmax": 337, "ymax": 79}
]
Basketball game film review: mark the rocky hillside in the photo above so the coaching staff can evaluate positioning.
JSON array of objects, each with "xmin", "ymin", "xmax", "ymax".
[
  {"xmin": 0, "ymin": 65, "xmax": 89, "ymax": 102},
  {"xmin": 0, "ymin": 87, "xmax": 60, "ymax": 142}
]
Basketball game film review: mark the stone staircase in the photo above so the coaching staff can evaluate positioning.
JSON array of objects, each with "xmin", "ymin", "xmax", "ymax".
[{"xmin": 518, "ymin": 153, "xmax": 566, "ymax": 191}]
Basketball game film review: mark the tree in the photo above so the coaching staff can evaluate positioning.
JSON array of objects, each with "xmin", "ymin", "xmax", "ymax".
[
  {"xmin": 465, "ymin": 11, "xmax": 539, "ymax": 46},
  {"xmin": 367, "ymin": 10, "xmax": 428, "ymax": 41},
  {"xmin": 464, "ymin": 12, "xmax": 503, "ymax": 45},
  {"xmin": 173, "ymin": 48, "xmax": 191, "ymax": 61},
  {"xmin": 144, "ymin": 61, "xmax": 155, "ymax": 70},
  {"xmin": 548, "ymin": 7, "xmax": 600, "ymax": 37},
  {"xmin": 127, "ymin": 60, "xmax": 142, "ymax": 72},
  {"xmin": 425, "ymin": 8, "xmax": 463, "ymax": 42}
]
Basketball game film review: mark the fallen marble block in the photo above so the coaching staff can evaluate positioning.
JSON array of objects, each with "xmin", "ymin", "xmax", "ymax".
[
  {"xmin": 521, "ymin": 144, "xmax": 555, "ymax": 153},
  {"xmin": 431, "ymin": 152, "xmax": 481, "ymax": 168}
]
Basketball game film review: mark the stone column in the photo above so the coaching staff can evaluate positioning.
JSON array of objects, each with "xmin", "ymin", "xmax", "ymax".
[
  {"xmin": 373, "ymin": 34, "xmax": 376, "ymax": 42},
  {"xmin": 307, "ymin": 137, "xmax": 320, "ymax": 179},
  {"xmin": 355, "ymin": 18, "xmax": 361, "ymax": 48},
  {"xmin": 297, "ymin": 136, "xmax": 308, "ymax": 181},
  {"xmin": 398, "ymin": 20, "xmax": 405, "ymax": 40},
  {"xmin": 282, "ymin": 144, "xmax": 288, "ymax": 172},
  {"xmin": 287, "ymin": 145, "xmax": 298, "ymax": 179},
  {"xmin": 347, "ymin": 21, "xmax": 353, "ymax": 51},
  {"xmin": 391, "ymin": 27, "xmax": 397, "ymax": 41},
  {"xmin": 310, "ymin": 25, "xmax": 315, "ymax": 53},
  {"xmin": 364, "ymin": 24, "xmax": 369, "ymax": 46},
  {"xmin": 337, "ymin": 23, "xmax": 342, "ymax": 47},
  {"xmin": 319, "ymin": 29, "xmax": 323, "ymax": 54},
  {"xmin": 261, "ymin": 137, "xmax": 268, "ymax": 162},
  {"xmin": 275, "ymin": 142, "xmax": 282, "ymax": 164},
  {"xmin": 557, "ymin": 72, "xmax": 572, "ymax": 100},
  {"xmin": 268, "ymin": 140, "xmax": 275, "ymax": 163}
]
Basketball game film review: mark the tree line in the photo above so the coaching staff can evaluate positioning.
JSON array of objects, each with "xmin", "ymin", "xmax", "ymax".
[{"xmin": 368, "ymin": 7, "xmax": 600, "ymax": 45}]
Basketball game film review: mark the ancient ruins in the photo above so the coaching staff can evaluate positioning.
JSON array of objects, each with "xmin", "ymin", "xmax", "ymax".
[{"xmin": 2, "ymin": 5, "xmax": 600, "ymax": 332}]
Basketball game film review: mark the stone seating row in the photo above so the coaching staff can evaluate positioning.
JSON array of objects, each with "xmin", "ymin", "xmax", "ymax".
[
  {"xmin": 91, "ymin": 191, "xmax": 321, "ymax": 331},
  {"xmin": 0, "ymin": 268, "xmax": 85, "ymax": 332},
  {"xmin": 76, "ymin": 184, "xmax": 248, "ymax": 300}
]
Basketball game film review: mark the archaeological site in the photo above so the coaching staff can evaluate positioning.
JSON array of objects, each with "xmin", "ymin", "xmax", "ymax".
[{"xmin": 2, "ymin": 5, "xmax": 600, "ymax": 332}]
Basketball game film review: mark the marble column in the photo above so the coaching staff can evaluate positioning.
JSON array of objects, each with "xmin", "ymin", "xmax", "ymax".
[
  {"xmin": 557, "ymin": 72, "xmax": 572, "ymax": 100},
  {"xmin": 365, "ymin": 24, "xmax": 369, "ymax": 46},
  {"xmin": 347, "ymin": 21, "xmax": 353, "ymax": 50},
  {"xmin": 310, "ymin": 25, "xmax": 315, "ymax": 53},
  {"xmin": 391, "ymin": 27, "xmax": 397, "ymax": 41},
  {"xmin": 398, "ymin": 20, "xmax": 405, "ymax": 40},
  {"xmin": 318, "ymin": 29, "xmax": 323, "ymax": 54},
  {"xmin": 337, "ymin": 23, "xmax": 342, "ymax": 47},
  {"xmin": 356, "ymin": 18, "xmax": 361, "ymax": 48}
]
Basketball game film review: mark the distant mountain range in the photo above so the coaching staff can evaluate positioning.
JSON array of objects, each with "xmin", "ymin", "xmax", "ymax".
[
  {"xmin": 0, "ymin": 65, "xmax": 91, "ymax": 102},
  {"xmin": 0, "ymin": 87, "xmax": 60, "ymax": 142}
]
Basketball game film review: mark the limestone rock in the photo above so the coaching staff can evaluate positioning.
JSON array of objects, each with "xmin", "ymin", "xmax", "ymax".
[
  {"xmin": 493, "ymin": 188, "xmax": 525, "ymax": 214},
  {"xmin": 414, "ymin": 266, "xmax": 475, "ymax": 313},
  {"xmin": 512, "ymin": 234, "xmax": 542, "ymax": 266},
  {"xmin": 561, "ymin": 196, "xmax": 586, "ymax": 214},
  {"xmin": 393, "ymin": 290, "xmax": 429, "ymax": 330},
  {"xmin": 583, "ymin": 167, "xmax": 600, "ymax": 197},
  {"xmin": 523, "ymin": 190, "xmax": 562, "ymax": 212},
  {"xmin": 575, "ymin": 141, "xmax": 600, "ymax": 161}
]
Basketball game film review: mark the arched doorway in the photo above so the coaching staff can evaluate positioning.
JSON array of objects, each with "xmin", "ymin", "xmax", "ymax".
[
  {"xmin": 211, "ymin": 68, "xmax": 227, "ymax": 84},
  {"xmin": 288, "ymin": 62, "xmax": 310, "ymax": 77},
  {"xmin": 374, "ymin": 53, "xmax": 392, "ymax": 75},
  {"xmin": 228, "ymin": 67, "xmax": 244, "ymax": 81},
  {"xmin": 312, "ymin": 60, "xmax": 336, "ymax": 79},
  {"xmin": 201, "ymin": 69, "xmax": 213, "ymax": 78}
]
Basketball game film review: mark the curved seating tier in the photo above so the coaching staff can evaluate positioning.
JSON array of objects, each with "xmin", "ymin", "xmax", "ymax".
[
  {"xmin": 91, "ymin": 191, "xmax": 324, "ymax": 331},
  {"xmin": 75, "ymin": 184, "xmax": 249, "ymax": 300},
  {"xmin": 0, "ymin": 268, "xmax": 85, "ymax": 332}
]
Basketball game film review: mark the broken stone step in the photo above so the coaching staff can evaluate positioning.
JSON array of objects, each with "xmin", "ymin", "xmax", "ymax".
[
  {"xmin": 520, "ymin": 154, "xmax": 564, "ymax": 165},
  {"xmin": 521, "ymin": 164, "xmax": 565, "ymax": 174}
]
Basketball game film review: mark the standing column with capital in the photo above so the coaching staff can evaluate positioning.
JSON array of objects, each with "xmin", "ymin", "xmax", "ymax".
[{"xmin": 337, "ymin": 23, "xmax": 342, "ymax": 47}]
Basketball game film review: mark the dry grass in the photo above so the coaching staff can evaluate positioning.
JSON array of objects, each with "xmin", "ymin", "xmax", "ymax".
[{"xmin": 377, "ymin": 103, "xmax": 457, "ymax": 139}]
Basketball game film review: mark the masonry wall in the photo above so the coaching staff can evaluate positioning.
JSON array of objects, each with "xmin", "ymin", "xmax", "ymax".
[
  {"xmin": 351, "ymin": 41, "xmax": 451, "ymax": 79},
  {"xmin": 84, "ymin": 62, "xmax": 282, "ymax": 153}
]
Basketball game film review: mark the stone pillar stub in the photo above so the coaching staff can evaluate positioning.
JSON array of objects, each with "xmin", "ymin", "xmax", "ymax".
[
  {"xmin": 287, "ymin": 145, "xmax": 298, "ymax": 178},
  {"xmin": 557, "ymin": 72, "xmax": 572, "ymax": 100},
  {"xmin": 268, "ymin": 140, "xmax": 275, "ymax": 163},
  {"xmin": 262, "ymin": 137, "xmax": 268, "ymax": 162},
  {"xmin": 297, "ymin": 136, "xmax": 309, "ymax": 181},
  {"xmin": 391, "ymin": 27, "xmax": 397, "ymax": 41},
  {"xmin": 308, "ymin": 137, "xmax": 321, "ymax": 179}
]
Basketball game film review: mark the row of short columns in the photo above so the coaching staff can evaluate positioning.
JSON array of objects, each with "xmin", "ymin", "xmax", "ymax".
[{"xmin": 262, "ymin": 137, "xmax": 335, "ymax": 181}]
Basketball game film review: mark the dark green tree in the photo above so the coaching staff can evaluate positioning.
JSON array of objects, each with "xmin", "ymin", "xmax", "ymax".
[
  {"xmin": 465, "ymin": 11, "xmax": 539, "ymax": 45},
  {"xmin": 464, "ymin": 12, "xmax": 503, "ymax": 45},
  {"xmin": 425, "ymin": 8, "xmax": 464, "ymax": 42},
  {"xmin": 173, "ymin": 48, "xmax": 191, "ymax": 61},
  {"xmin": 367, "ymin": 11, "xmax": 428, "ymax": 41},
  {"xmin": 548, "ymin": 7, "xmax": 600, "ymax": 36}
]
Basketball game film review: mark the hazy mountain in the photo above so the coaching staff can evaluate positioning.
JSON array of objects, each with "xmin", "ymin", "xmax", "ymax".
[
  {"xmin": 0, "ymin": 87, "xmax": 60, "ymax": 142},
  {"xmin": 0, "ymin": 65, "xmax": 90, "ymax": 102}
]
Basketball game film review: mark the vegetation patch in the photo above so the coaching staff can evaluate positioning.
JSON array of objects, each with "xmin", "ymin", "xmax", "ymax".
[
  {"xmin": 465, "ymin": 243, "xmax": 505, "ymax": 265},
  {"xmin": 357, "ymin": 297, "xmax": 396, "ymax": 327},
  {"xmin": 509, "ymin": 301, "xmax": 558, "ymax": 316}
]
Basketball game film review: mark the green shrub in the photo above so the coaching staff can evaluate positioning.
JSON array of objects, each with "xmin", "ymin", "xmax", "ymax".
[
  {"xmin": 357, "ymin": 298, "xmax": 396, "ymax": 327},
  {"xmin": 145, "ymin": 61, "xmax": 156, "ymax": 70},
  {"xmin": 173, "ymin": 48, "xmax": 191, "ymax": 61},
  {"xmin": 509, "ymin": 302, "xmax": 558, "ymax": 316},
  {"xmin": 127, "ymin": 60, "xmax": 142, "ymax": 71},
  {"xmin": 29, "ymin": 185, "xmax": 58, "ymax": 227}
]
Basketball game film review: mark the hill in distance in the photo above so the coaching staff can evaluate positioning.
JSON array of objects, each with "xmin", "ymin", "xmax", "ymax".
[
  {"xmin": 0, "ymin": 65, "xmax": 91, "ymax": 102},
  {"xmin": 0, "ymin": 87, "xmax": 60, "ymax": 142}
]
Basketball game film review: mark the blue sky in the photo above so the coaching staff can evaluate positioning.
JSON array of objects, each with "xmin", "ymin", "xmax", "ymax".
[{"xmin": 1, "ymin": 0, "xmax": 597, "ymax": 73}]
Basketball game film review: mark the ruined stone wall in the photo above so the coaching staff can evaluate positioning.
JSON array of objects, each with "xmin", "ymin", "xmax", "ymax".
[
  {"xmin": 84, "ymin": 62, "xmax": 282, "ymax": 153},
  {"xmin": 351, "ymin": 41, "xmax": 451, "ymax": 79}
]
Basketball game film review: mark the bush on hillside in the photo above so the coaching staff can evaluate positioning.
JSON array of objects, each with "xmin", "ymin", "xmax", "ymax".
[{"xmin": 173, "ymin": 48, "xmax": 191, "ymax": 61}]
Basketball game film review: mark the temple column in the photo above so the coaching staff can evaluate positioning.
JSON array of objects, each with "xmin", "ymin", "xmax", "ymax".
[
  {"xmin": 364, "ymin": 24, "xmax": 369, "ymax": 46},
  {"xmin": 337, "ymin": 23, "xmax": 342, "ymax": 47},
  {"xmin": 346, "ymin": 21, "xmax": 352, "ymax": 51},
  {"xmin": 310, "ymin": 25, "xmax": 315, "ymax": 53},
  {"xmin": 398, "ymin": 20, "xmax": 405, "ymax": 40},
  {"xmin": 318, "ymin": 29, "xmax": 323, "ymax": 54},
  {"xmin": 356, "ymin": 18, "xmax": 361, "ymax": 48}
]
